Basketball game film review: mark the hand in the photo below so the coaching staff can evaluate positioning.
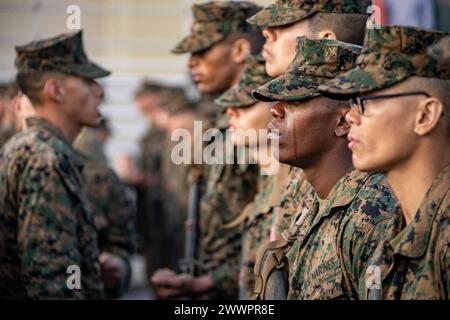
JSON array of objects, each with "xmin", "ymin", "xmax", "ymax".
[
  {"xmin": 150, "ymin": 269, "xmax": 193, "ymax": 299},
  {"xmin": 116, "ymin": 155, "xmax": 143, "ymax": 185},
  {"xmin": 99, "ymin": 252, "xmax": 127, "ymax": 290}
]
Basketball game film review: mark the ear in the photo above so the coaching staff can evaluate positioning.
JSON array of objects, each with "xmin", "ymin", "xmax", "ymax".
[
  {"xmin": 316, "ymin": 29, "xmax": 337, "ymax": 40},
  {"xmin": 414, "ymin": 97, "xmax": 444, "ymax": 136},
  {"xmin": 226, "ymin": 106, "xmax": 239, "ymax": 117},
  {"xmin": 334, "ymin": 108, "xmax": 351, "ymax": 137},
  {"xmin": 231, "ymin": 38, "xmax": 251, "ymax": 64},
  {"xmin": 42, "ymin": 78, "xmax": 65, "ymax": 104}
]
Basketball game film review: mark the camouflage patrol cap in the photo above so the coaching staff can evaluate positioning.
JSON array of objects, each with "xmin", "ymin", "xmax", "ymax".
[
  {"xmin": 135, "ymin": 79, "xmax": 166, "ymax": 98},
  {"xmin": 319, "ymin": 26, "xmax": 449, "ymax": 99},
  {"xmin": 15, "ymin": 30, "xmax": 110, "ymax": 79},
  {"xmin": 253, "ymin": 37, "xmax": 361, "ymax": 102},
  {"xmin": 172, "ymin": 1, "xmax": 262, "ymax": 54},
  {"xmin": 215, "ymin": 55, "xmax": 272, "ymax": 107},
  {"xmin": 247, "ymin": 0, "xmax": 371, "ymax": 28},
  {"xmin": 428, "ymin": 36, "xmax": 450, "ymax": 71},
  {"xmin": 159, "ymin": 87, "xmax": 194, "ymax": 113}
]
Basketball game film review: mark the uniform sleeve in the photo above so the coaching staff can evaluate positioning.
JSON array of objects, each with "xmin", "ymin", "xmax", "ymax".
[
  {"xmin": 99, "ymin": 168, "xmax": 135, "ymax": 258},
  {"xmin": 101, "ymin": 168, "xmax": 135, "ymax": 293},
  {"xmin": 202, "ymin": 164, "xmax": 258, "ymax": 298},
  {"xmin": 340, "ymin": 206, "xmax": 393, "ymax": 299},
  {"xmin": 16, "ymin": 157, "xmax": 86, "ymax": 299}
]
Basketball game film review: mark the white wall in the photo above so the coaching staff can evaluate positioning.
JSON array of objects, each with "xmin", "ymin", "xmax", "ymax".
[{"xmin": 0, "ymin": 0, "xmax": 272, "ymax": 167}]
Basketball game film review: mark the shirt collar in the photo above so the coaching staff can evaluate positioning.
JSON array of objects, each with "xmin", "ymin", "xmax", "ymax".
[
  {"xmin": 26, "ymin": 117, "xmax": 83, "ymax": 170},
  {"xmin": 391, "ymin": 164, "xmax": 450, "ymax": 258}
]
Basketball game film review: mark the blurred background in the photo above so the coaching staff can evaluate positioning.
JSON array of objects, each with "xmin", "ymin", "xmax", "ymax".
[
  {"xmin": 1, "ymin": 0, "xmax": 449, "ymax": 299},
  {"xmin": 0, "ymin": 0, "xmax": 275, "ymax": 168}
]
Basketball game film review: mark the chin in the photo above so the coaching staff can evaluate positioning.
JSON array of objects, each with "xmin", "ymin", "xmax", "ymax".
[
  {"xmin": 274, "ymin": 149, "xmax": 291, "ymax": 165},
  {"xmin": 197, "ymin": 83, "xmax": 215, "ymax": 94},
  {"xmin": 353, "ymin": 157, "xmax": 382, "ymax": 173},
  {"xmin": 265, "ymin": 65, "xmax": 278, "ymax": 78}
]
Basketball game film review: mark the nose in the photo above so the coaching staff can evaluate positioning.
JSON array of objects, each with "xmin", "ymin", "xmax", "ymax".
[
  {"xmin": 262, "ymin": 27, "xmax": 276, "ymax": 42},
  {"xmin": 270, "ymin": 102, "xmax": 285, "ymax": 119},
  {"xmin": 91, "ymin": 81, "xmax": 105, "ymax": 100},
  {"xmin": 345, "ymin": 106, "xmax": 361, "ymax": 126}
]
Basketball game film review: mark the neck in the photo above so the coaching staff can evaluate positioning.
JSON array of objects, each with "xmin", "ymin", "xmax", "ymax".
[
  {"xmin": 303, "ymin": 142, "xmax": 353, "ymax": 199},
  {"xmin": 387, "ymin": 143, "xmax": 450, "ymax": 225},
  {"xmin": 231, "ymin": 65, "xmax": 245, "ymax": 87},
  {"xmin": 34, "ymin": 105, "xmax": 81, "ymax": 143}
]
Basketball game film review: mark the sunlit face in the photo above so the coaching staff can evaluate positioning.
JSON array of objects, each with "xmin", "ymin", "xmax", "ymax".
[
  {"xmin": 188, "ymin": 40, "xmax": 239, "ymax": 94},
  {"xmin": 226, "ymin": 101, "xmax": 272, "ymax": 146},
  {"xmin": 136, "ymin": 93, "xmax": 161, "ymax": 114},
  {"xmin": 269, "ymin": 97, "xmax": 341, "ymax": 168},
  {"xmin": 262, "ymin": 20, "xmax": 313, "ymax": 77},
  {"xmin": 345, "ymin": 84, "xmax": 426, "ymax": 173},
  {"xmin": 61, "ymin": 75, "xmax": 105, "ymax": 127}
]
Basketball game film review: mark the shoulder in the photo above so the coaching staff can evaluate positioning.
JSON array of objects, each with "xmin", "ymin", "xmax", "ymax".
[
  {"xmin": 346, "ymin": 173, "xmax": 399, "ymax": 235},
  {"xmin": 0, "ymin": 129, "xmax": 61, "ymax": 169}
]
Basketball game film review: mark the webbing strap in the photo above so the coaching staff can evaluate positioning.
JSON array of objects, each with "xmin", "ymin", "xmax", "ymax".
[{"xmin": 253, "ymin": 207, "xmax": 310, "ymax": 299}]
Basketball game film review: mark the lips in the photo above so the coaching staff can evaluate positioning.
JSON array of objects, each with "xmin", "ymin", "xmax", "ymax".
[
  {"xmin": 192, "ymin": 73, "xmax": 203, "ymax": 83},
  {"xmin": 347, "ymin": 133, "xmax": 359, "ymax": 150},
  {"xmin": 262, "ymin": 46, "xmax": 272, "ymax": 61},
  {"xmin": 267, "ymin": 122, "xmax": 280, "ymax": 140}
]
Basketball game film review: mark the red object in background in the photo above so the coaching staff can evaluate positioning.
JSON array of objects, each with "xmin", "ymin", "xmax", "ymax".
[{"xmin": 372, "ymin": 0, "xmax": 388, "ymax": 25}]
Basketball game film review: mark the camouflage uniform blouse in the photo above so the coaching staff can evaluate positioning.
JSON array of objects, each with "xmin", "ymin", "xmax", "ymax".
[
  {"xmin": 362, "ymin": 165, "xmax": 449, "ymax": 300},
  {"xmin": 287, "ymin": 170, "xmax": 398, "ymax": 300},
  {"xmin": 0, "ymin": 117, "xmax": 102, "ymax": 299}
]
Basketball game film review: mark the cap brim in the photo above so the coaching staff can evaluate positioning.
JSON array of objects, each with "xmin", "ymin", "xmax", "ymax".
[
  {"xmin": 215, "ymin": 87, "xmax": 256, "ymax": 108},
  {"xmin": 171, "ymin": 33, "xmax": 224, "ymax": 54},
  {"xmin": 253, "ymin": 73, "xmax": 323, "ymax": 102},
  {"xmin": 318, "ymin": 66, "xmax": 410, "ymax": 100},
  {"xmin": 247, "ymin": 5, "xmax": 314, "ymax": 28},
  {"xmin": 61, "ymin": 61, "xmax": 111, "ymax": 79}
]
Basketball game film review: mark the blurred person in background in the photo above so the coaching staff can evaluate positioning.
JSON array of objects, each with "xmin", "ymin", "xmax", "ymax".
[
  {"xmin": 117, "ymin": 81, "xmax": 172, "ymax": 284},
  {"xmin": 0, "ymin": 81, "xmax": 17, "ymax": 148}
]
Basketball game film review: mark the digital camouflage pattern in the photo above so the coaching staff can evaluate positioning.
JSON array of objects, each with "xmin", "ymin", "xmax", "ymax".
[
  {"xmin": 275, "ymin": 167, "xmax": 313, "ymax": 241},
  {"xmin": 247, "ymin": 0, "xmax": 371, "ymax": 28},
  {"xmin": 73, "ymin": 120, "xmax": 111, "ymax": 164},
  {"xmin": 286, "ymin": 170, "xmax": 398, "ymax": 299},
  {"xmin": 361, "ymin": 165, "xmax": 449, "ymax": 300},
  {"xmin": 215, "ymin": 54, "xmax": 272, "ymax": 108},
  {"xmin": 15, "ymin": 30, "xmax": 110, "ymax": 79},
  {"xmin": 252, "ymin": 167, "xmax": 315, "ymax": 300},
  {"xmin": 172, "ymin": 1, "xmax": 262, "ymax": 54},
  {"xmin": 198, "ymin": 160, "xmax": 259, "ymax": 299},
  {"xmin": 319, "ymin": 26, "xmax": 449, "ymax": 98},
  {"xmin": 0, "ymin": 117, "xmax": 103, "ymax": 299},
  {"xmin": 238, "ymin": 164, "xmax": 291, "ymax": 299},
  {"xmin": 253, "ymin": 37, "xmax": 361, "ymax": 102},
  {"xmin": 428, "ymin": 36, "xmax": 450, "ymax": 72},
  {"xmin": 78, "ymin": 153, "xmax": 135, "ymax": 298}
]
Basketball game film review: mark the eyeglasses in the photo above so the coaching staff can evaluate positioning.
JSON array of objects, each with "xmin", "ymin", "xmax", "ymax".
[{"xmin": 349, "ymin": 91, "xmax": 431, "ymax": 115}]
